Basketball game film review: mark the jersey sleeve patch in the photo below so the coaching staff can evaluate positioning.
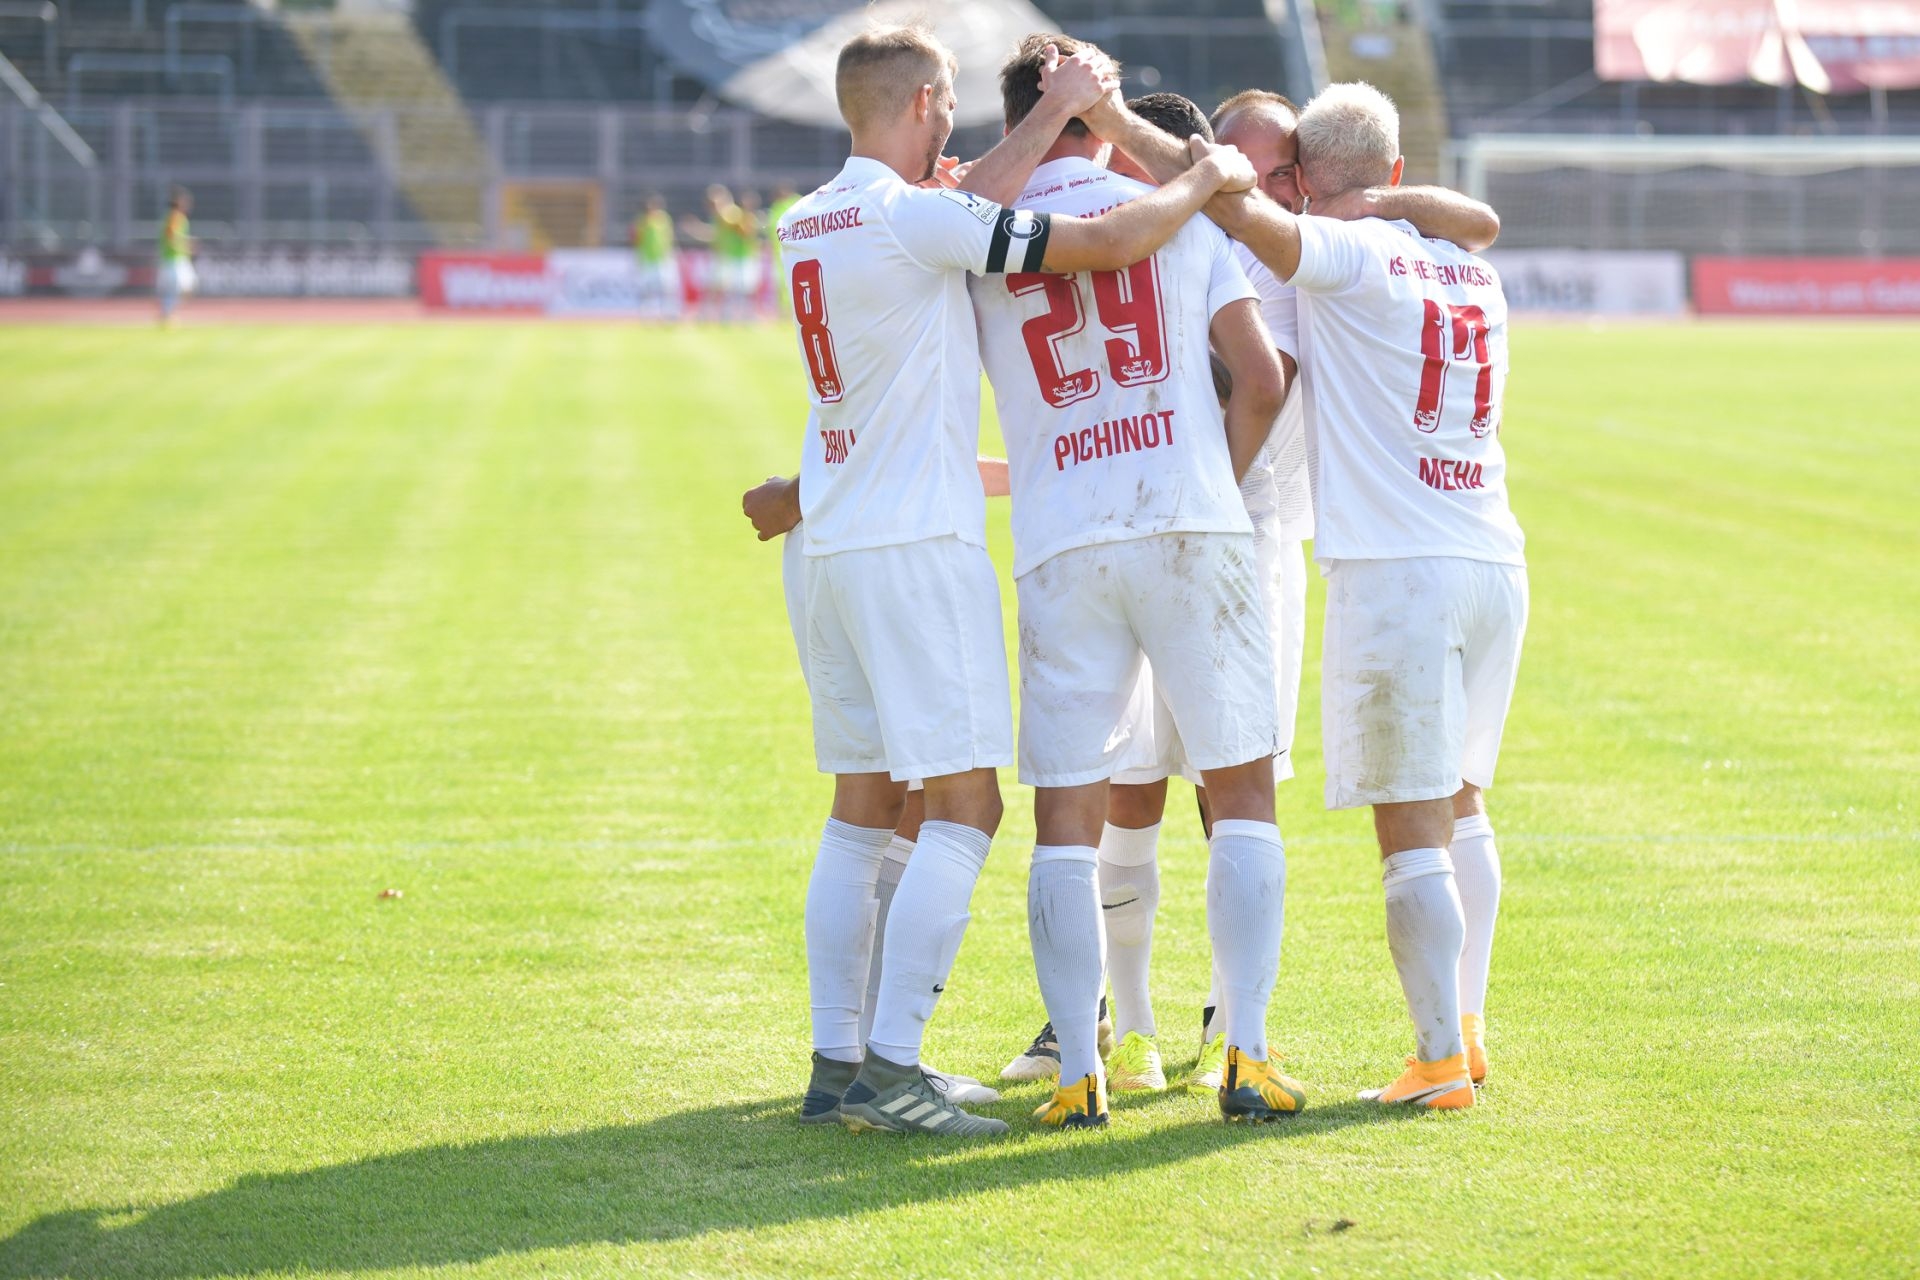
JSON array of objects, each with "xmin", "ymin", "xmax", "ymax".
[
  {"xmin": 984, "ymin": 209, "xmax": 1052, "ymax": 274},
  {"xmin": 935, "ymin": 187, "xmax": 1001, "ymax": 226}
]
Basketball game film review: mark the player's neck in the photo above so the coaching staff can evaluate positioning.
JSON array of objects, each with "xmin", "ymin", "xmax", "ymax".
[
  {"xmin": 1307, "ymin": 187, "xmax": 1372, "ymax": 221},
  {"xmin": 1038, "ymin": 132, "xmax": 1102, "ymax": 168},
  {"xmin": 849, "ymin": 131, "xmax": 932, "ymax": 184}
]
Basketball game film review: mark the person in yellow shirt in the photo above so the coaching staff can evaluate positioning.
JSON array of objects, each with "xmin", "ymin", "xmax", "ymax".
[{"xmin": 156, "ymin": 187, "xmax": 195, "ymax": 327}]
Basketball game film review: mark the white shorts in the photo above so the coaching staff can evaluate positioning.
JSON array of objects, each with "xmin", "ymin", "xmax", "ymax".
[
  {"xmin": 1016, "ymin": 533, "xmax": 1276, "ymax": 789},
  {"xmin": 803, "ymin": 535, "xmax": 1013, "ymax": 782},
  {"xmin": 637, "ymin": 259, "xmax": 681, "ymax": 308},
  {"xmin": 1111, "ymin": 528, "xmax": 1307, "ymax": 786},
  {"xmin": 717, "ymin": 256, "xmax": 762, "ymax": 298},
  {"xmin": 783, "ymin": 527, "xmax": 924, "ymax": 790},
  {"xmin": 1321, "ymin": 556, "xmax": 1528, "ymax": 810},
  {"xmin": 157, "ymin": 259, "xmax": 196, "ymax": 298}
]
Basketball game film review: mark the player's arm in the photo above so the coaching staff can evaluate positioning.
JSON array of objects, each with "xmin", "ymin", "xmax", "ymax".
[
  {"xmin": 1082, "ymin": 93, "xmax": 1193, "ymax": 185},
  {"xmin": 977, "ymin": 456, "xmax": 1010, "ymax": 498},
  {"xmin": 958, "ymin": 46, "xmax": 1116, "ymax": 206},
  {"xmin": 1363, "ymin": 186, "xmax": 1500, "ymax": 252},
  {"xmin": 743, "ymin": 475, "xmax": 801, "ymax": 541},
  {"xmin": 1209, "ymin": 299, "xmax": 1286, "ymax": 481},
  {"xmin": 742, "ymin": 459, "xmax": 1011, "ymax": 541},
  {"xmin": 1039, "ymin": 140, "xmax": 1256, "ymax": 273},
  {"xmin": 1202, "ymin": 191, "xmax": 1304, "ymax": 283}
]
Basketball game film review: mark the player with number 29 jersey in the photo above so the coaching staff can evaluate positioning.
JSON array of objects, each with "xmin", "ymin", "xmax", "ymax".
[
  {"xmin": 968, "ymin": 154, "xmax": 1278, "ymax": 792},
  {"xmin": 780, "ymin": 161, "xmax": 1051, "ymax": 558},
  {"xmin": 970, "ymin": 160, "xmax": 1256, "ymax": 578}
]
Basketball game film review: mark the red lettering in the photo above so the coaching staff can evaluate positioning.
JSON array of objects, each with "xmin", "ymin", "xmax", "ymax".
[
  {"xmin": 1418, "ymin": 456, "xmax": 1487, "ymax": 491},
  {"xmin": 1050, "ymin": 409, "xmax": 1180, "ymax": 471}
]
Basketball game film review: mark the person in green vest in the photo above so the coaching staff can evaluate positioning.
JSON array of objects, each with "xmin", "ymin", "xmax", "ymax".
[
  {"xmin": 156, "ymin": 186, "xmax": 196, "ymax": 327},
  {"xmin": 767, "ymin": 184, "xmax": 800, "ymax": 310},
  {"xmin": 683, "ymin": 184, "xmax": 759, "ymax": 322},
  {"xmin": 733, "ymin": 189, "xmax": 768, "ymax": 318},
  {"xmin": 632, "ymin": 195, "xmax": 682, "ymax": 320}
]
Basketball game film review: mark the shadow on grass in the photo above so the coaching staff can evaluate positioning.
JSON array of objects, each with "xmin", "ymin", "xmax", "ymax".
[{"xmin": 0, "ymin": 1095, "xmax": 1409, "ymax": 1278}]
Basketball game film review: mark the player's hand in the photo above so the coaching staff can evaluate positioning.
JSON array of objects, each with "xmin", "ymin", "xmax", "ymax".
[
  {"xmin": 742, "ymin": 475, "xmax": 801, "ymax": 541},
  {"xmin": 1190, "ymin": 136, "xmax": 1257, "ymax": 193},
  {"xmin": 918, "ymin": 155, "xmax": 964, "ymax": 190},
  {"xmin": 1037, "ymin": 44, "xmax": 1113, "ymax": 117},
  {"xmin": 1082, "ymin": 85, "xmax": 1128, "ymax": 134}
]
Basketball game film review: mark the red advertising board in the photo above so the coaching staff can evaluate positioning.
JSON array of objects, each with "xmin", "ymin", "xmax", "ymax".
[
  {"xmin": 1692, "ymin": 257, "xmax": 1920, "ymax": 315},
  {"xmin": 417, "ymin": 252, "xmax": 550, "ymax": 312}
]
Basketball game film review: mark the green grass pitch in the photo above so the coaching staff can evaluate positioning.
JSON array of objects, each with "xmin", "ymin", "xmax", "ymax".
[{"xmin": 1, "ymin": 319, "xmax": 1916, "ymax": 1279}]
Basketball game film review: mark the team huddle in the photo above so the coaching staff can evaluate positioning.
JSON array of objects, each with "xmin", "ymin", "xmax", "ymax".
[{"xmin": 740, "ymin": 25, "xmax": 1527, "ymax": 1135}]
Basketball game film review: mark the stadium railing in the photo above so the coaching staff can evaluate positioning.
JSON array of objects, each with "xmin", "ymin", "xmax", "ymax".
[{"xmin": 9, "ymin": 96, "xmax": 1920, "ymax": 260}]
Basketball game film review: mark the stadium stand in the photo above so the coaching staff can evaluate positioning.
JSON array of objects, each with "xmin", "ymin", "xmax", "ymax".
[{"xmin": 2, "ymin": 0, "xmax": 1916, "ymax": 270}]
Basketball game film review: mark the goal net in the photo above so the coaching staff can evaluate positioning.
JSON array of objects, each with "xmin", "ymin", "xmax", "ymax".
[{"xmin": 1443, "ymin": 134, "xmax": 1920, "ymax": 256}]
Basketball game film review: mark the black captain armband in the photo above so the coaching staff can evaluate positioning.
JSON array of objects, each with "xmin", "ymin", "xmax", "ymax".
[{"xmin": 985, "ymin": 209, "xmax": 1052, "ymax": 274}]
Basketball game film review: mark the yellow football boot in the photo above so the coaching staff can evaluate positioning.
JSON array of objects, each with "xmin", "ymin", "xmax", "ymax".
[
  {"xmin": 1105, "ymin": 1031, "xmax": 1167, "ymax": 1091},
  {"xmin": 1359, "ymin": 1054, "xmax": 1476, "ymax": 1110},
  {"xmin": 1186, "ymin": 1032, "xmax": 1228, "ymax": 1092},
  {"xmin": 1218, "ymin": 1046, "xmax": 1307, "ymax": 1122},
  {"xmin": 1462, "ymin": 1013, "xmax": 1488, "ymax": 1085},
  {"xmin": 1033, "ymin": 1071, "xmax": 1109, "ymax": 1129}
]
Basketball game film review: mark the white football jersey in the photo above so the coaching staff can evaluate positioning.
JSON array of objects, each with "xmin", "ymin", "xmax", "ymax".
[
  {"xmin": 1287, "ymin": 216, "xmax": 1526, "ymax": 566},
  {"xmin": 778, "ymin": 157, "xmax": 1053, "ymax": 557},
  {"xmin": 1233, "ymin": 244, "xmax": 1313, "ymax": 544},
  {"xmin": 968, "ymin": 157, "xmax": 1257, "ymax": 577}
]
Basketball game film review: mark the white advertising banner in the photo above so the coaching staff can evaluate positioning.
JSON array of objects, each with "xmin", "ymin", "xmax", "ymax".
[
  {"xmin": 194, "ymin": 251, "xmax": 415, "ymax": 297},
  {"xmin": 1487, "ymin": 249, "xmax": 1689, "ymax": 315},
  {"xmin": 547, "ymin": 249, "xmax": 646, "ymax": 316}
]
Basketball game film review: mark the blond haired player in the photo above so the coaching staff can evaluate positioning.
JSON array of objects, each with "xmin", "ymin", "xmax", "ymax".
[
  {"xmin": 969, "ymin": 42, "xmax": 1305, "ymax": 1128},
  {"xmin": 1124, "ymin": 80, "xmax": 1524, "ymax": 1109},
  {"xmin": 774, "ymin": 23, "xmax": 1259, "ymax": 1138}
]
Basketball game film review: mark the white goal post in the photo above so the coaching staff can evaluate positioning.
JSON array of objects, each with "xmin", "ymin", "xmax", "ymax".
[{"xmin": 1442, "ymin": 134, "xmax": 1920, "ymax": 255}]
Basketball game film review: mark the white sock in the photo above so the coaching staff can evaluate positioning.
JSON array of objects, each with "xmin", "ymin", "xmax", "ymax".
[
  {"xmin": 866, "ymin": 820, "xmax": 991, "ymax": 1066},
  {"xmin": 1200, "ymin": 863, "xmax": 1224, "ymax": 1044},
  {"xmin": 1382, "ymin": 846, "xmax": 1467, "ymax": 1063},
  {"xmin": 1028, "ymin": 844, "xmax": 1105, "ymax": 1084},
  {"xmin": 1206, "ymin": 819, "xmax": 1286, "ymax": 1061},
  {"xmin": 857, "ymin": 835, "xmax": 914, "ymax": 1049},
  {"xmin": 1450, "ymin": 814, "xmax": 1501, "ymax": 1019},
  {"xmin": 1097, "ymin": 822, "xmax": 1161, "ymax": 1040},
  {"xmin": 804, "ymin": 818, "xmax": 892, "ymax": 1062}
]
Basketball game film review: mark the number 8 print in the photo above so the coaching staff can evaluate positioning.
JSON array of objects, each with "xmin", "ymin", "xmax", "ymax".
[{"xmin": 791, "ymin": 259, "xmax": 845, "ymax": 403}]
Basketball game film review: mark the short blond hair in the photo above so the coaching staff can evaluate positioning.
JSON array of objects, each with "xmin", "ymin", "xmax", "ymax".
[
  {"xmin": 1295, "ymin": 81, "xmax": 1400, "ymax": 196},
  {"xmin": 836, "ymin": 24, "xmax": 957, "ymax": 131}
]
